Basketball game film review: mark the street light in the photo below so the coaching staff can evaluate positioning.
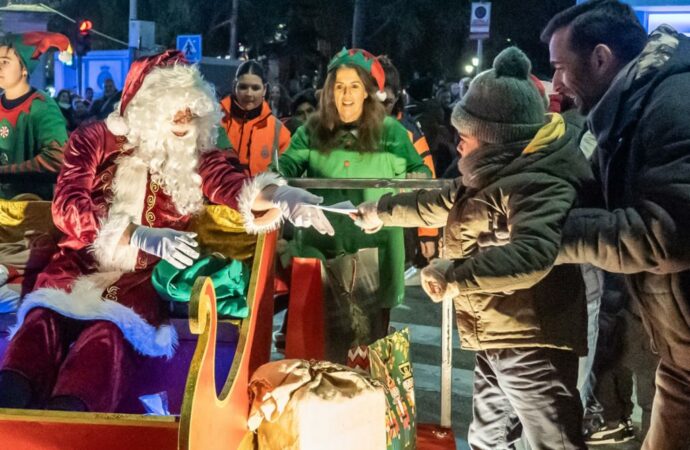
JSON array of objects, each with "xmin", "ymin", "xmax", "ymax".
[
  {"xmin": 464, "ymin": 64, "xmax": 475, "ymax": 75},
  {"xmin": 471, "ymin": 57, "xmax": 479, "ymax": 67}
]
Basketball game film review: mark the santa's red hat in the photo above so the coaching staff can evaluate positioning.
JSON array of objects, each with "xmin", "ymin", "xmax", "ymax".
[{"xmin": 106, "ymin": 50, "xmax": 188, "ymax": 136}]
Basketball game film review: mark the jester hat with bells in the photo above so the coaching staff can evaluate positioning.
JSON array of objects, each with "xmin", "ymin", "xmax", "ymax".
[
  {"xmin": 327, "ymin": 48, "xmax": 387, "ymax": 102},
  {"xmin": 1, "ymin": 32, "xmax": 73, "ymax": 74}
]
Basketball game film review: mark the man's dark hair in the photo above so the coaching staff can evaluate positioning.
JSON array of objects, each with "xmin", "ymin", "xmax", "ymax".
[{"xmin": 541, "ymin": 0, "xmax": 647, "ymax": 64}]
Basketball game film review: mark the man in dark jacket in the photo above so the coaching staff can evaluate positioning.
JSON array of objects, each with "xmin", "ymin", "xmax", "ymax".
[{"xmin": 543, "ymin": 2, "xmax": 690, "ymax": 448}]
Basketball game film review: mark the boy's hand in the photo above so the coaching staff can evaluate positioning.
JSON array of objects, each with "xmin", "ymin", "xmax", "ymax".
[
  {"xmin": 421, "ymin": 258, "xmax": 459, "ymax": 302},
  {"xmin": 350, "ymin": 201, "xmax": 383, "ymax": 234}
]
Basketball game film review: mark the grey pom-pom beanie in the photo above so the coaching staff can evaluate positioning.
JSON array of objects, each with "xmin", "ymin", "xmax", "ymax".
[{"xmin": 451, "ymin": 47, "xmax": 546, "ymax": 144}]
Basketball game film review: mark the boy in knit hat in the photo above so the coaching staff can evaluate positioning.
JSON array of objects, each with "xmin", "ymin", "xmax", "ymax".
[{"xmin": 353, "ymin": 47, "xmax": 593, "ymax": 449}]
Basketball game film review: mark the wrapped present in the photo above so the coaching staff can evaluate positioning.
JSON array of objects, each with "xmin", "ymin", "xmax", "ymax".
[
  {"xmin": 348, "ymin": 328, "xmax": 416, "ymax": 450},
  {"xmin": 248, "ymin": 359, "xmax": 387, "ymax": 450}
]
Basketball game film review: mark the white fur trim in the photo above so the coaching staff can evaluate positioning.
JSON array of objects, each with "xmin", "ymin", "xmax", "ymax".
[
  {"xmin": 375, "ymin": 90, "xmax": 387, "ymax": 102},
  {"xmin": 238, "ymin": 172, "xmax": 286, "ymax": 234},
  {"xmin": 10, "ymin": 273, "xmax": 178, "ymax": 358},
  {"xmin": 105, "ymin": 114, "xmax": 130, "ymax": 136},
  {"xmin": 91, "ymin": 154, "xmax": 149, "ymax": 272}
]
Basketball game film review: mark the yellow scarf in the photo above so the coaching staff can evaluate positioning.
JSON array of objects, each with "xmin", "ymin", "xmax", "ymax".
[{"xmin": 522, "ymin": 113, "xmax": 566, "ymax": 155}]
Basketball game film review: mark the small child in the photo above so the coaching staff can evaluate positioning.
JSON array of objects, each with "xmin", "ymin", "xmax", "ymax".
[{"xmin": 353, "ymin": 47, "xmax": 593, "ymax": 450}]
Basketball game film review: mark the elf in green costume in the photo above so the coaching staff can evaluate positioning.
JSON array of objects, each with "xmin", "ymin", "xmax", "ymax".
[
  {"xmin": 0, "ymin": 32, "xmax": 71, "ymax": 200},
  {"xmin": 277, "ymin": 48, "xmax": 430, "ymax": 343}
]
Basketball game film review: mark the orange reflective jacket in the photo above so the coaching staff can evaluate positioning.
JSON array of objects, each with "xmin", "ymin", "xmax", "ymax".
[{"xmin": 220, "ymin": 97, "xmax": 291, "ymax": 175}]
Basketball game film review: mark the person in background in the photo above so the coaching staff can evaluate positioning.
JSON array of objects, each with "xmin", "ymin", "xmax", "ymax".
[
  {"xmin": 83, "ymin": 86, "xmax": 94, "ymax": 109},
  {"xmin": 268, "ymin": 83, "xmax": 291, "ymax": 119},
  {"xmin": 277, "ymin": 48, "xmax": 431, "ymax": 357},
  {"xmin": 55, "ymin": 89, "xmax": 76, "ymax": 131},
  {"xmin": 220, "ymin": 60, "xmax": 291, "ymax": 175},
  {"xmin": 0, "ymin": 32, "xmax": 70, "ymax": 314},
  {"xmin": 0, "ymin": 32, "xmax": 69, "ymax": 199},
  {"xmin": 89, "ymin": 78, "xmax": 121, "ymax": 121},
  {"xmin": 284, "ymin": 88, "xmax": 317, "ymax": 134},
  {"xmin": 378, "ymin": 55, "xmax": 439, "ymax": 265}
]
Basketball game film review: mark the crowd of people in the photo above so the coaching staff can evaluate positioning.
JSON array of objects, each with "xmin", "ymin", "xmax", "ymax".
[{"xmin": 0, "ymin": 1, "xmax": 689, "ymax": 449}]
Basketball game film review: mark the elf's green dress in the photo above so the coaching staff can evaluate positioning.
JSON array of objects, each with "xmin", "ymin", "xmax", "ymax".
[
  {"xmin": 277, "ymin": 116, "xmax": 431, "ymax": 308},
  {"xmin": 0, "ymin": 89, "xmax": 68, "ymax": 199}
]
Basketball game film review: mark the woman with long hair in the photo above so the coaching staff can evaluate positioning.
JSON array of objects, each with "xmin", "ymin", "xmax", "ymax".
[
  {"xmin": 220, "ymin": 60, "xmax": 291, "ymax": 175},
  {"xmin": 277, "ymin": 48, "xmax": 431, "ymax": 359}
]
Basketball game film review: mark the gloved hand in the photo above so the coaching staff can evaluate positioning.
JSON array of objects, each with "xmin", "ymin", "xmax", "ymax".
[
  {"xmin": 272, "ymin": 185, "xmax": 334, "ymax": 236},
  {"xmin": 129, "ymin": 226, "xmax": 200, "ymax": 269},
  {"xmin": 0, "ymin": 265, "xmax": 8, "ymax": 286},
  {"xmin": 351, "ymin": 201, "xmax": 383, "ymax": 234},
  {"xmin": 421, "ymin": 258, "xmax": 459, "ymax": 303}
]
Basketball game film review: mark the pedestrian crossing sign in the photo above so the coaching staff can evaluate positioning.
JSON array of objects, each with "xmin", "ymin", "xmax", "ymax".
[{"xmin": 176, "ymin": 35, "xmax": 202, "ymax": 64}]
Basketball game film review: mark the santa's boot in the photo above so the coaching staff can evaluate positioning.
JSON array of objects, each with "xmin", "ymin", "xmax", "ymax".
[{"xmin": 0, "ymin": 370, "xmax": 33, "ymax": 408}]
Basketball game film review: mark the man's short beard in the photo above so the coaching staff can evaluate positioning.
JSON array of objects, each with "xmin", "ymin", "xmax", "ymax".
[{"xmin": 137, "ymin": 125, "xmax": 204, "ymax": 216}]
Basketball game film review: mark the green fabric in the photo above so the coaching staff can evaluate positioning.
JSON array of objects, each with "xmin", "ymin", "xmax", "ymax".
[
  {"xmin": 368, "ymin": 328, "xmax": 416, "ymax": 450},
  {"xmin": 277, "ymin": 116, "xmax": 430, "ymax": 308},
  {"xmin": 216, "ymin": 125, "xmax": 232, "ymax": 150},
  {"xmin": 0, "ymin": 91, "xmax": 68, "ymax": 199},
  {"xmin": 151, "ymin": 254, "xmax": 250, "ymax": 318}
]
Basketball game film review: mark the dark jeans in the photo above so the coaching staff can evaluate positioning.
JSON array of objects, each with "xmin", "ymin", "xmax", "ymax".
[
  {"xmin": 587, "ymin": 308, "xmax": 657, "ymax": 435},
  {"xmin": 468, "ymin": 347, "xmax": 586, "ymax": 450}
]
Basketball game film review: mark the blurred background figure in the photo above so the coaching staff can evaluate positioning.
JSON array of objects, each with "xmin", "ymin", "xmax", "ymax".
[{"xmin": 220, "ymin": 60, "xmax": 291, "ymax": 175}]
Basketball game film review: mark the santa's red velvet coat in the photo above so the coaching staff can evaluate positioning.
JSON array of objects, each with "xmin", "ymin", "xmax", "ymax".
[{"xmin": 10, "ymin": 121, "xmax": 268, "ymax": 358}]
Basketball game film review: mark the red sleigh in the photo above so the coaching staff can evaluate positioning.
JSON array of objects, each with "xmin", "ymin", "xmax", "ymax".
[{"xmin": 0, "ymin": 200, "xmax": 277, "ymax": 450}]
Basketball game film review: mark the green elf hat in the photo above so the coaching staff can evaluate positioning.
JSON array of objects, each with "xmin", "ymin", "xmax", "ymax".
[
  {"xmin": 1, "ymin": 32, "xmax": 73, "ymax": 73},
  {"xmin": 327, "ymin": 47, "xmax": 387, "ymax": 102}
]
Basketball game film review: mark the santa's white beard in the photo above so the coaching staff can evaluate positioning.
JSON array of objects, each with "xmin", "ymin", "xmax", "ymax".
[{"xmin": 136, "ymin": 125, "xmax": 204, "ymax": 216}]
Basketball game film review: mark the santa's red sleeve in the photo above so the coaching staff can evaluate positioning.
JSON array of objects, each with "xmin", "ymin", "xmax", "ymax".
[
  {"xmin": 51, "ymin": 124, "xmax": 105, "ymax": 249},
  {"xmin": 199, "ymin": 149, "xmax": 287, "ymax": 234}
]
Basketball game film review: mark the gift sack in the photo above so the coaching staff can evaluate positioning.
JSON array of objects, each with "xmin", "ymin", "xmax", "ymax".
[
  {"xmin": 322, "ymin": 248, "xmax": 385, "ymax": 363},
  {"xmin": 348, "ymin": 328, "xmax": 416, "ymax": 450},
  {"xmin": 248, "ymin": 359, "xmax": 387, "ymax": 450}
]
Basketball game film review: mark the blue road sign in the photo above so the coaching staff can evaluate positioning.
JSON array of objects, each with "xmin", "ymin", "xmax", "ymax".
[{"xmin": 176, "ymin": 34, "xmax": 202, "ymax": 64}]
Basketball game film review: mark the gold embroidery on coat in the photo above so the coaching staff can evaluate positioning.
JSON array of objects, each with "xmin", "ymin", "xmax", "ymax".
[
  {"xmin": 104, "ymin": 286, "xmax": 119, "ymax": 301},
  {"xmin": 145, "ymin": 180, "xmax": 159, "ymax": 227}
]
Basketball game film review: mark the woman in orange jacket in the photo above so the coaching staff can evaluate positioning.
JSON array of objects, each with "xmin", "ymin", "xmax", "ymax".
[{"xmin": 220, "ymin": 61, "xmax": 291, "ymax": 175}]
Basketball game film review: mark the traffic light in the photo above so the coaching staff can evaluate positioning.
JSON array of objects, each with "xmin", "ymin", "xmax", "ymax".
[{"xmin": 75, "ymin": 19, "xmax": 92, "ymax": 57}]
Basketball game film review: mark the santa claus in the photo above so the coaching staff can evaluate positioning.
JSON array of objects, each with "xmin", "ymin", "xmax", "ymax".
[{"xmin": 0, "ymin": 50, "xmax": 333, "ymax": 412}]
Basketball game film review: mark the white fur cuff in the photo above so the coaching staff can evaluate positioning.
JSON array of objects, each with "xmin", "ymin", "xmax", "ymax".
[
  {"xmin": 91, "ymin": 213, "xmax": 140, "ymax": 272},
  {"xmin": 11, "ymin": 274, "xmax": 178, "ymax": 358},
  {"xmin": 238, "ymin": 172, "xmax": 287, "ymax": 234}
]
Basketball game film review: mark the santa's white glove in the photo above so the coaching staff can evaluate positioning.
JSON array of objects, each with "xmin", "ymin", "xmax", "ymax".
[
  {"xmin": 130, "ymin": 226, "xmax": 200, "ymax": 270},
  {"xmin": 272, "ymin": 185, "xmax": 335, "ymax": 236},
  {"xmin": 421, "ymin": 258, "xmax": 459, "ymax": 303},
  {"xmin": 352, "ymin": 201, "xmax": 383, "ymax": 234},
  {"xmin": 0, "ymin": 265, "xmax": 8, "ymax": 286},
  {"xmin": 0, "ymin": 285, "xmax": 20, "ymax": 313}
]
